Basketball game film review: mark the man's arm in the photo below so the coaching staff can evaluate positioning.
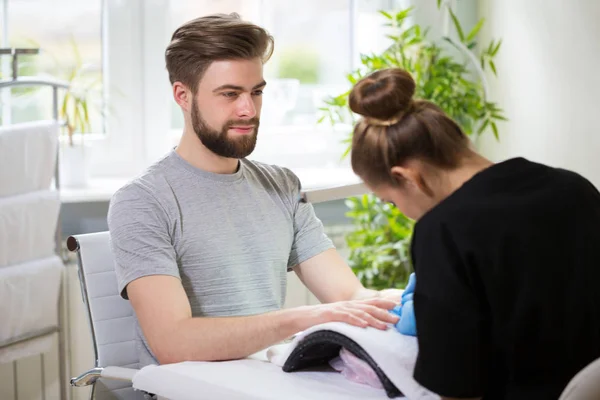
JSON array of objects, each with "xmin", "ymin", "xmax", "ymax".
[
  {"xmin": 127, "ymin": 274, "xmax": 399, "ymax": 364},
  {"xmin": 127, "ymin": 275, "xmax": 299, "ymax": 364},
  {"xmin": 293, "ymin": 248, "xmax": 404, "ymax": 304}
]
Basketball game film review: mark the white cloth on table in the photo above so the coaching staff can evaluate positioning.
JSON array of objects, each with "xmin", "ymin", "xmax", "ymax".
[
  {"xmin": 268, "ymin": 322, "xmax": 440, "ymax": 400},
  {"xmin": 133, "ymin": 355, "xmax": 394, "ymax": 400}
]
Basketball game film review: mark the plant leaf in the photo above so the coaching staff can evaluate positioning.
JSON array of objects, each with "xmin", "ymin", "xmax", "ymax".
[
  {"xmin": 82, "ymin": 99, "xmax": 90, "ymax": 128},
  {"xmin": 491, "ymin": 121, "xmax": 499, "ymax": 140},
  {"xmin": 448, "ymin": 8, "xmax": 465, "ymax": 42},
  {"xmin": 477, "ymin": 118, "xmax": 490, "ymax": 135},
  {"xmin": 341, "ymin": 144, "xmax": 351, "ymax": 160},
  {"xmin": 379, "ymin": 10, "xmax": 392, "ymax": 19},
  {"xmin": 492, "ymin": 39, "xmax": 503, "ymax": 55},
  {"xmin": 489, "ymin": 60, "xmax": 497, "ymax": 75},
  {"xmin": 466, "ymin": 18, "xmax": 485, "ymax": 42}
]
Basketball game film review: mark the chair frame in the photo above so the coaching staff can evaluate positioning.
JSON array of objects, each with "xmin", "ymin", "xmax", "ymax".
[{"xmin": 67, "ymin": 235, "xmax": 142, "ymax": 398}]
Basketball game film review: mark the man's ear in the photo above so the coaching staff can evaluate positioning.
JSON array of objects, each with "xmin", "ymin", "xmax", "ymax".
[
  {"xmin": 173, "ymin": 82, "xmax": 191, "ymax": 112},
  {"xmin": 390, "ymin": 165, "xmax": 434, "ymax": 197}
]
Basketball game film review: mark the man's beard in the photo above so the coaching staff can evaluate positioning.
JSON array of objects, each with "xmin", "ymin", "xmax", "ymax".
[{"xmin": 191, "ymin": 98, "xmax": 259, "ymax": 159}]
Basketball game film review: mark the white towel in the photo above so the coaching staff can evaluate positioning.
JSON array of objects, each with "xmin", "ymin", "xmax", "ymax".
[
  {"xmin": 268, "ymin": 322, "xmax": 440, "ymax": 400},
  {"xmin": 0, "ymin": 255, "xmax": 64, "ymax": 360},
  {"xmin": 0, "ymin": 332, "xmax": 57, "ymax": 364},
  {"xmin": 0, "ymin": 120, "xmax": 59, "ymax": 198},
  {"xmin": 0, "ymin": 190, "xmax": 60, "ymax": 268}
]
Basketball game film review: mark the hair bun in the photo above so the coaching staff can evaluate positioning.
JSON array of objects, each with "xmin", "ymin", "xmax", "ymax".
[{"xmin": 349, "ymin": 68, "xmax": 416, "ymax": 122}]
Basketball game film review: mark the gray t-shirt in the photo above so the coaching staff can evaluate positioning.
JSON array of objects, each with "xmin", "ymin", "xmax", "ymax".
[{"xmin": 107, "ymin": 149, "xmax": 334, "ymax": 367}]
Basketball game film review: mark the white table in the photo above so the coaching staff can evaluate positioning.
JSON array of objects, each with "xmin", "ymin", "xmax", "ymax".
[{"xmin": 132, "ymin": 349, "xmax": 394, "ymax": 400}]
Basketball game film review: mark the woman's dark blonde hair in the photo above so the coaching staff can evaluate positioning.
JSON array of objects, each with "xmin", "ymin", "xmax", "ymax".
[
  {"xmin": 165, "ymin": 13, "xmax": 274, "ymax": 94},
  {"xmin": 349, "ymin": 68, "xmax": 470, "ymax": 187}
]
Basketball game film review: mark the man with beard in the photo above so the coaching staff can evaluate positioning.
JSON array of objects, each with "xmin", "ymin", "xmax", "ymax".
[{"xmin": 107, "ymin": 13, "xmax": 403, "ymax": 368}]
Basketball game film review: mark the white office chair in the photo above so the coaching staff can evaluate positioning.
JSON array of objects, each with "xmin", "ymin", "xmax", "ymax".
[{"xmin": 67, "ymin": 232, "xmax": 147, "ymax": 400}]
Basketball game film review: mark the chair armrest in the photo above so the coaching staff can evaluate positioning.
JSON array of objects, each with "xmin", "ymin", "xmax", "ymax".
[{"xmin": 71, "ymin": 366, "xmax": 139, "ymax": 387}]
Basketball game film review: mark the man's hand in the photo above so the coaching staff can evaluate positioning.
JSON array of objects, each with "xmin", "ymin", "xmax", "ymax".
[
  {"xmin": 299, "ymin": 298, "xmax": 400, "ymax": 330},
  {"xmin": 127, "ymin": 275, "xmax": 399, "ymax": 364},
  {"xmin": 378, "ymin": 288, "xmax": 404, "ymax": 304}
]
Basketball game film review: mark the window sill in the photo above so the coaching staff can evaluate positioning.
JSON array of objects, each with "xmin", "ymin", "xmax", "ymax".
[
  {"xmin": 59, "ymin": 166, "xmax": 362, "ymax": 204},
  {"xmin": 60, "ymin": 178, "xmax": 131, "ymax": 204}
]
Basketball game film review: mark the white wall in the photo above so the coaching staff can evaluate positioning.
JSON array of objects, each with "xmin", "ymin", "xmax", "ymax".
[{"xmin": 477, "ymin": 0, "xmax": 600, "ymax": 187}]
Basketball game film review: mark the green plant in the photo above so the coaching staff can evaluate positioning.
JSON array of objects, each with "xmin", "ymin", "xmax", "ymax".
[
  {"xmin": 320, "ymin": 3, "xmax": 505, "ymax": 289},
  {"xmin": 345, "ymin": 195, "xmax": 414, "ymax": 289},
  {"xmin": 56, "ymin": 38, "xmax": 103, "ymax": 146}
]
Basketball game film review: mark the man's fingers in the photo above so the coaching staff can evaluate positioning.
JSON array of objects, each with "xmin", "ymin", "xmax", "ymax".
[
  {"xmin": 338, "ymin": 312, "xmax": 369, "ymax": 328},
  {"xmin": 318, "ymin": 298, "xmax": 402, "ymax": 330},
  {"xmin": 355, "ymin": 310, "xmax": 388, "ymax": 330},
  {"xmin": 360, "ymin": 298, "xmax": 398, "ymax": 310},
  {"xmin": 354, "ymin": 304, "xmax": 399, "ymax": 324}
]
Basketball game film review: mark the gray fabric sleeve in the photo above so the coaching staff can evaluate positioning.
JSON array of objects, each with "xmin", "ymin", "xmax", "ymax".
[
  {"xmin": 284, "ymin": 169, "xmax": 335, "ymax": 269},
  {"xmin": 107, "ymin": 184, "xmax": 180, "ymax": 299}
]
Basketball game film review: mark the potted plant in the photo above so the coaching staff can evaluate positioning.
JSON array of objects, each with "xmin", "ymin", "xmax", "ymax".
[
  {"xmin": 56, "ymin": 39, "xmax": 103, "ymax": 188},
  {"xmin": 319, "ymin": 2, "xmax": 506, "ymax": 289}
]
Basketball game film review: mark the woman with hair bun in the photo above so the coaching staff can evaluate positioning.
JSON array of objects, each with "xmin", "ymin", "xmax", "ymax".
[{"xmin": 349, "ymin": 68, "xmax": 600, "ymax": 400}]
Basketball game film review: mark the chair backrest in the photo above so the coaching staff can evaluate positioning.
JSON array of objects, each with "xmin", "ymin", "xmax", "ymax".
[{"xmin": 68, "ymin": 232, "xmax": 144, "ymax": 400}]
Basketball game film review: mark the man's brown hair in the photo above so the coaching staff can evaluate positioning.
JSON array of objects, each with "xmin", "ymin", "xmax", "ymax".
[{"xmin": 165, "ymin": 13, "xmax": 274, "ymax": 93}]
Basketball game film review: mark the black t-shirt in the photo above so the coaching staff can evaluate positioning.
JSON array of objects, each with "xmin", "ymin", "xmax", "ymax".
[{"xmin": 411, "ymin": 157, "xmax": 600, "ymax": 399}]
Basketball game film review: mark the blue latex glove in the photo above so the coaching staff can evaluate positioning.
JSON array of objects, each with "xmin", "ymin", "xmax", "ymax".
[{"xmin": 390, "ymin": 273, "xmax": 417, "ymax": 336}]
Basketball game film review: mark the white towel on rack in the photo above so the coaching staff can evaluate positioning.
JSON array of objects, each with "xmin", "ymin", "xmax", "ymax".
[
  {"xmin": 0, "ymin": 190, "xmax": 60, "ymax": 268},
  {"xmin": 0, "ymin": 332, "xmax": 57, "ymax": 364},
  {"xmin": 0, "ymin": 120, "xmax": 59, "ymax": 198},
  {"xmin": 0, "ymin": 255, "xmax": 63, "ymax": 363}
]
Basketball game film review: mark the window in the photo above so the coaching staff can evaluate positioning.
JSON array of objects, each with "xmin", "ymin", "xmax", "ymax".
[{"xmin": 0, "ymin": 0, "xmax": 104, "ymax": 131}]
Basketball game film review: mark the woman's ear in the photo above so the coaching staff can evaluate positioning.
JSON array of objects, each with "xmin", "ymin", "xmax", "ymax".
[
  {"xmin": 390, "ymin": 165, "xmax": 434, "ymax": 197},
  {"xmin": 390, "ymin": 165, "xmax": 409, "ymax": 186}
]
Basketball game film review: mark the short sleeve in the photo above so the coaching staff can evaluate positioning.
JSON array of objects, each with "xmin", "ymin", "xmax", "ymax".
[
  {"xmin": 283, "ymin": 169, "xmax": 334, "ymax": 269},
  {"xmin": 411, "ymin": 219, "xmax": 491, "ymax": 398},
  {"xmin": 107, "ymin": 184, "xmax": 180, "ymax": 299}
]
